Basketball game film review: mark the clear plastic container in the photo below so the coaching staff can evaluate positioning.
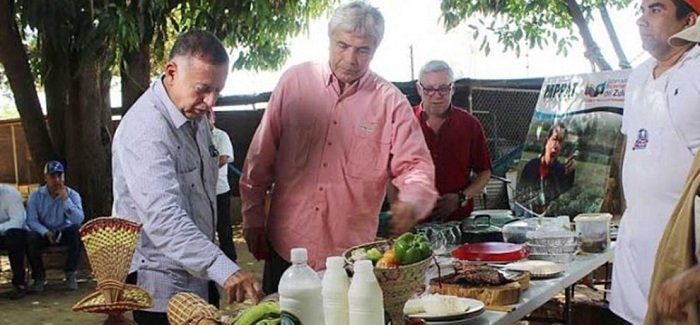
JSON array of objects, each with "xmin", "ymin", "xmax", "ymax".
[
  {"xmin": 574, "ymin": 213, "xmax": 612, "ymax": 253},
  {"xmin": 279, "ymin": 248, "xmax": 325, "ymax": 325}
]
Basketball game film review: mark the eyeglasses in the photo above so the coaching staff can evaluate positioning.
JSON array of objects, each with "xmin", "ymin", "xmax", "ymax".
[{"xmin": 419, "ymin": 83, "xmax": 453, "ymax": 96}]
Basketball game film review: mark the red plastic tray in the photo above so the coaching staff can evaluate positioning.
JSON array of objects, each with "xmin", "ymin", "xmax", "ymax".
[{"xmin": 451, "ymin": 242, "xmax": 528, "ymax": 262}]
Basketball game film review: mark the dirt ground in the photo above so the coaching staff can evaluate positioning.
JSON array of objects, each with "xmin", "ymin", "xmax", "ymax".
[{"xmin": 0, "ymin": 226, "xmax": 263, "ymax": 325}]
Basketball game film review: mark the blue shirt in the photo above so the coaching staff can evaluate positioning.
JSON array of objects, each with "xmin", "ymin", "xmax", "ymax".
[
  {"xmin": 26, "ymin": 185, "xmax": 85, "ymax": 235},
  {"xmin": 112, "ymin": 78, "xmax": 238, "ymax": 312},
  {"xmin": 0, "ymin": 184, "xmax": 27, "ymax": 235}
]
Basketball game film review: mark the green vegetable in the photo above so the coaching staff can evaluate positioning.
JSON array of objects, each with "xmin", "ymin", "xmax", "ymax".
[
  {"xmin": 367, "ymin": 247, "xmax": 382, "ymax": 261},
  {"xmin": 254, "ymin": 318, "xmax": 280, "ymax": 325},
  {"xmin": 404, "ymin": 247, "xmax": 422, "ymax": 265},
  {"xmin": 418, "ymin": 242, "xmax": 431, "ymax": 259},
  {"xmin": 393, "ymin": 240, "xmax": 409, "ymax": 264},
  {"xmin": 233, "ymin": 302, "xmax": 280, "ymax": 325},
  {"xmin": 397, "ymin": 232, "xmax": 415, "ymax": 245}
]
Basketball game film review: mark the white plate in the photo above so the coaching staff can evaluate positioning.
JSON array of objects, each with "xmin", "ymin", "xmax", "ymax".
[
  {"xmin": 504, "ymin": 260, "xmax": 564, "ymax": 278},
  {"xmin": 405, "ymin": 297, "xmax": 485, "ymax": 322}
]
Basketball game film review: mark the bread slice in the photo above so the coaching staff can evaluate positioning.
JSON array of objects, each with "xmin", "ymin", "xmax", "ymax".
[{"xmin": 428, "ymin": 272, "xmax": 530, "ymax": 306}]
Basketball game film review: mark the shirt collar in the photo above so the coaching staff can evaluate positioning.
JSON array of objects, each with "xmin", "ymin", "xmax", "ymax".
[
  {"xmin": 153, "ymin": 76, "xmax": 189, "ymax": 129},
  {"xmin": 322, "ymin": 61, "xmax": 373, "ymax": 96}
]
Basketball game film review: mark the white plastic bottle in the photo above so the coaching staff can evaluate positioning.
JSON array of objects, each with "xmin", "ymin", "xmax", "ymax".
[
  {"xmin": 348, "ymin": 260, "xmax": 384, "ymax": 325},
  {"xmin": 322, "ymin": 256, "xmax": 350, "ymax": 325},
  {"xmin": 279, "ymin": 248, "xmax": 325, "ymax": 325}
]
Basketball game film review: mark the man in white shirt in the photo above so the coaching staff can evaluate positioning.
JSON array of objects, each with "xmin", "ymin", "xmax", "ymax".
[
  {"xmin": 0, "ymin": 184, "xmax": 28, "ymax": 299},
  {"xmin": 208, "ymin": 112, "xmax": 236, "ymax": 262},
  {"xmin": 610, "ymin": 0, "xmax": 700, "ymax": 323}
]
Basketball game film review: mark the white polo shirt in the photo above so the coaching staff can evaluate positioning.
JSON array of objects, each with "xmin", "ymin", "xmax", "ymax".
[
  {"xmin": 611, "ymin": 45, "xmax": 700, "ymax": 324},
  {"xmin": 212, "ymin": 127, "xmax": 234, "ymax": 195}
]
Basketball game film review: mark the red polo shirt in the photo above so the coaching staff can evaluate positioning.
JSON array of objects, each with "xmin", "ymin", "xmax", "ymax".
[{"xmin": 413, "ymin": 104, "xmax": 492, "ymax": 221}]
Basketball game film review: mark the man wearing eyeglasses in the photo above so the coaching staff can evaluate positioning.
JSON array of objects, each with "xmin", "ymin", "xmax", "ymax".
[{"xmin": 413, "ymin": 60, "xmax": 492, "ymax": 222}]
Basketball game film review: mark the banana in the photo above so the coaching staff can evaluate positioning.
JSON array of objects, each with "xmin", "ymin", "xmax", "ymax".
[{"xmin": 232, "ymin": 302, "xmax": 280, "ymax": 325}]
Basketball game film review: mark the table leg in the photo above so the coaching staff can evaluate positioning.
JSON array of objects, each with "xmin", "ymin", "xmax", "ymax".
[
  {"xmin": 564, "ymin": 285, "xmax": 573, "ymax": 325},
  {"xmin": 604, "ymin": 261, "xmax": 611, "ymax": 301}
]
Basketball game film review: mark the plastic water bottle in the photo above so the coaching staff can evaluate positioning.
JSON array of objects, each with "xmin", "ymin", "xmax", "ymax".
[
  {"xmin": 348, "ymin": 260, "xmax": 384, "ymax": 325},
  {"xmin": 279, "ymin": 248, "xmax": 325, "ymax": 325},
  {"xmin": 322, "ymin": 256, "xmax": 350, "ymax": 325}
]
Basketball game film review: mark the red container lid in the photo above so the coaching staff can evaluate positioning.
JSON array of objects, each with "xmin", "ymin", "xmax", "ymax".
[{"xmin": 451, "ymin": 242, "xmax": 528, "ymax": 262}]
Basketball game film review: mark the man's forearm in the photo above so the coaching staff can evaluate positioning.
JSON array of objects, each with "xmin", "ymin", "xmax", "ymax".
[{"xmin": 465, "ymin": 170, "xmax": 492, "ymax": 199}]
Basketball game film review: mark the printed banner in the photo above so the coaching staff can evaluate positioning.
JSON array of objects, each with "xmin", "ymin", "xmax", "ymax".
[{"xmin": 513, "ymin": 69, "xmax": 631, "ymax": 217}]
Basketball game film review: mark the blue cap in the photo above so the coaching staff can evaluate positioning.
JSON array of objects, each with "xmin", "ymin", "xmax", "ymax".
[{"xmin": 44, "ymin": 160, "xmax": 64, "ymax": 175}]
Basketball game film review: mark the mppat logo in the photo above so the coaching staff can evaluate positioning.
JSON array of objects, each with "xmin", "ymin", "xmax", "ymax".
[{"xmin": 584, "ymin": 81, "xmax": 608, "ymax": 98}]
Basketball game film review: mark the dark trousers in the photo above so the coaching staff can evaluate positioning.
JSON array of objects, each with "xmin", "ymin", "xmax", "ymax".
[
  {"xmin": 208, "ymin": 191, "xmax": 237, "ymax": 307},
  {"xmin": 27, "ymin": 225, "xmax": 82, "ymax": 280},
  {"xmin": 126, "ymin": 272, "xmax": 170, "ymax": 325},
  {"xmin": 216, "ymin": 191, "xmax": 237, "ymax": 262},
  {"xmin": 262, "ymin": 245, "xmax": 292, "ymax": 295},
  {"xmin": 0, "ymin": 228, "xmax": 27, "ymax": 287}
]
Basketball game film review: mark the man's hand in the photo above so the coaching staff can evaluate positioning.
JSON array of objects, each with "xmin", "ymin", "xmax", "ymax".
[
  {"xmin": 56, "ymin": 184, "xmax": 68, "ymax": 201},
  {"xmin": 389, "ymin": 201, "xmax": 416, "ymax": 236},
  {"xmin": 243, "ymin": 227, "xmax": 268, "ymax": 261},
  {"xmin": 429, "ymin": 193, "xmax": 459, "ymax": 221},
  {"xmin": 656, "ymin": 268, "xmax": 700, "ymax": 321},
  {"xmin": 223, "ymin": 269, "xmax": 264, "ymax": 304},
  {"xmin": 44, "ymin": 231, "xmax": 56, "ymax": 244}
]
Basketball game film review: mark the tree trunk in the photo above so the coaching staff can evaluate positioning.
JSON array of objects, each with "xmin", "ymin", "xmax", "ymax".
[
  {"xmin": 120, "ymin": 46, "xmax": 151, "ymax": 112},
  {"xmin": 0, "ymin": 0, "xmax": 57, "ymax": 173},
  {"xmin": 120, "ymin": 0, "xmax": 154, "ymax": 113},
  {"xmin": 599, "ymin": 4, "xmax": 631, "ymax": 69},
  {"xmin": 564, "ymin": 0, "xmax": 613, "ymax": 71},
  {"xmin": 42, "ymin": 36, "xmax": 71, "ymax": 161},
  {"xmin": 65, "ymin": 60, "xmax": 113, "ymax": 219}
]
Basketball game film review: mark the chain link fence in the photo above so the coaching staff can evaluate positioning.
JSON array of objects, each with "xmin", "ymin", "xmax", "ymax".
[{"xmin": 471, "ymin": 87, "xmax": 541, "ymax": 210}]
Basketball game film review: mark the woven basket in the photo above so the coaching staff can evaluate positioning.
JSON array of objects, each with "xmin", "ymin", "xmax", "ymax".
[
  {"xmin": 80, "ymin": 217, "xmax": 142, "ymax": 303},
  {"xmin": 343, "ymin": 240, "xmax": 432, "ymax": 325},
  {"xmin": 167, "ymin": 292, "xmax": 220, "ymax": 325},
  {"xmin": 72, "ymin": 283, "xmax": 153, "ymax": 314}
]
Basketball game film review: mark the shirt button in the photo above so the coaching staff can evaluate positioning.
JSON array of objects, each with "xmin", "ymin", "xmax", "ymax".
[
  {"xmin": 315, "ymin": 207, "xmax": 320, "ymax": 211},
  {"xmin": 191, "ymin": 184, "xmax": 195, "ymax": 188},
  {"xmin": 322, "ymin": 163, "xmax": 328, "ymax": 167},
  {"xmin": 327, "ymin": 142, "xmax": 332, "ymax": 146},
  {"xmin": 319, "ymin": 187, "xmax": 323, "ymax": 191},
  {"xmin": 333, "ymin": 121, "xmax": 338, "ymax": 125}
]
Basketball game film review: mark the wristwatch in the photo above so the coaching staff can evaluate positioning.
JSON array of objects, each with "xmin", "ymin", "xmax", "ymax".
[{"xmin": 457, "ymin": 189, "xmax": 469, "ymax": 207}]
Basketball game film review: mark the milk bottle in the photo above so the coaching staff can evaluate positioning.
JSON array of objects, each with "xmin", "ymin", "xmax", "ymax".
[
  {"xmin": 322, "ymin": 256, "xmax": 350, "ymax": 325},
  {"xmin": 348, "ymin": 260, "xmax": 384, "ymax": 325},
  {"xmin": 279, "ymin": 248, "xmax": 324, "ymax": 325}
]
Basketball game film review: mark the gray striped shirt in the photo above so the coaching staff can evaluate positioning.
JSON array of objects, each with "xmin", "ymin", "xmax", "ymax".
[{"xmin": 112, "ymin": 78, "xmax": 239, "ymax": 312}]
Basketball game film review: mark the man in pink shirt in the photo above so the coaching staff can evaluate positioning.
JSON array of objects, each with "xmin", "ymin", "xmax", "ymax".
[{"xmin": 240, "ymin": 1, "xmax": 438, "ymax": 294}]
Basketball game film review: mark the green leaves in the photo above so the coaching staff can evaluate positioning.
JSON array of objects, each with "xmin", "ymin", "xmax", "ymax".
[{"xmin": 439, "ymin": 0, "xmax": 631, "ymax": 62}]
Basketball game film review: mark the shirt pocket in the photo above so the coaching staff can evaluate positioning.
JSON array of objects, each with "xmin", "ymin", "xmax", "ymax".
[
  {"xmin": 347, "ymin": 128, "xmax": 390, "ymax": 180},
  {"xmin": 177, "ymin": 168, "xmax": 200, "ymax": 210}
]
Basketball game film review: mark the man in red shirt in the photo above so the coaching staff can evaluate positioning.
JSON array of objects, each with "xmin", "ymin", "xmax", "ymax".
[{"xmin": 413, "ymin": 60, "xmax": 492, "ymax": 222}]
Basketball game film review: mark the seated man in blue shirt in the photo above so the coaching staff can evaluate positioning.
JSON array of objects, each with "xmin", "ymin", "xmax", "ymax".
[
  {"xmin": 26, "ymin": 160, "xmax": 85, "ymax": 291},
  {"xmin": 0, "ymin": 184, "xmax": 29, "ymax": 299}
]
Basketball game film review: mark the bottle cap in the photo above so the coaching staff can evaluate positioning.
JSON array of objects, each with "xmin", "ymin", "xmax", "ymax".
[
  {"xmin": 326, "ymin": 256, "xmax": 345, "ymax": 269},
  {"xmin": 354, "ymin": 259, "xmax": 373, "ymax": 272},
  {"xmin": 290, "ymin": 248, "xmax": 307, "ymax": 264}
]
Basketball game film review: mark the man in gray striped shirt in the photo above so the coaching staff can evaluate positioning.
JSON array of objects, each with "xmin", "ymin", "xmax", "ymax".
[{"xmin": 112, "ymin": 30, "xmax": 262, "ymax": 324}]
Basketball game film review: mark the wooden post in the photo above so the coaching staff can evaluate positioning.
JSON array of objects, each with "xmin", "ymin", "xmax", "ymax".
[{"xmin": 11, "ymin": 123, "xmax": 19, "ymax": 184}]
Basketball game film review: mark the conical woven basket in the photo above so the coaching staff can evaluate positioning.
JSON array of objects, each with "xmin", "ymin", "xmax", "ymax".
[
  {"xmin": 80, "ymin": 217, "xmax": 142, "ymax": 303},
  {"xmin": 344, "ymin": 240, "xmax": 432, "ymax": 325}
]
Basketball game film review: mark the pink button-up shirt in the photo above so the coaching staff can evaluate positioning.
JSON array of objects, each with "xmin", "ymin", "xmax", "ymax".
[{"xmin": 240, "ymin": 61, "xmax": 438, "ymax": 270}]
